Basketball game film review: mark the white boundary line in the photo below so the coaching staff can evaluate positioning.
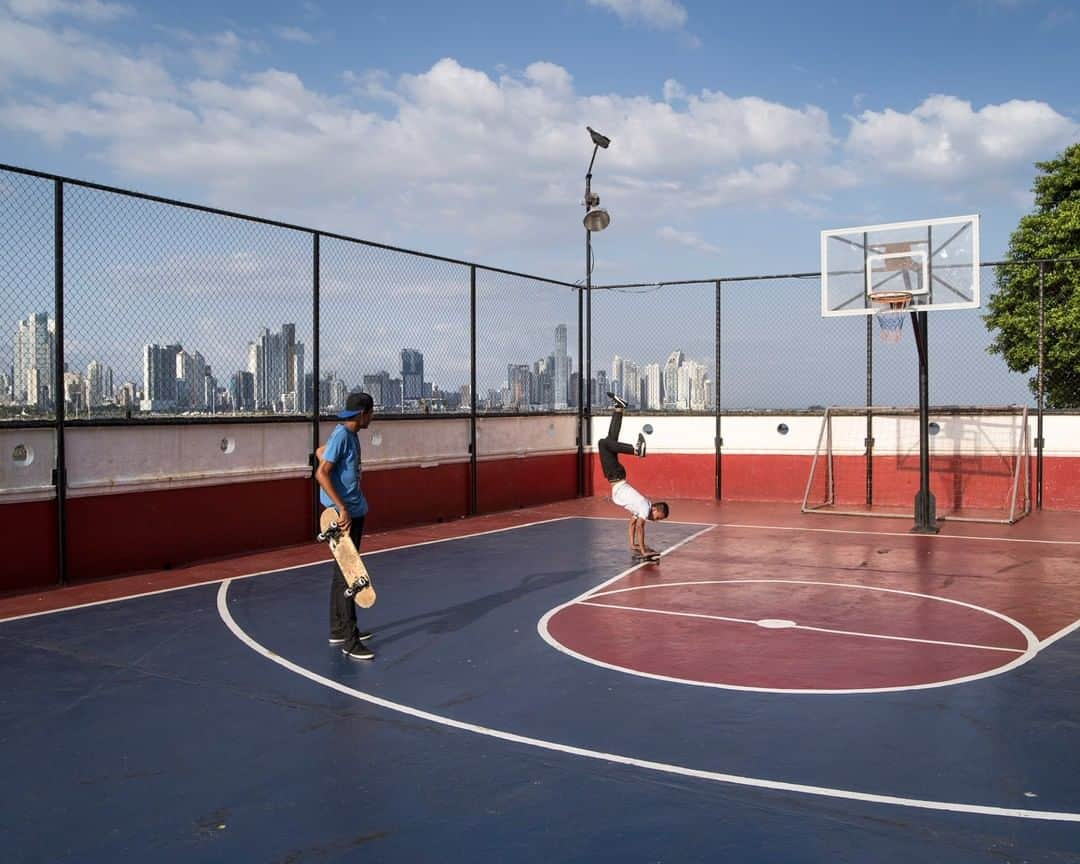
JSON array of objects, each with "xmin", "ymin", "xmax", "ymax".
[
  {"xmin": 541, "ymin": 575, "xmax": 1039, "ymax": 695},
  {"xmin": 0, "ymin": 516, "xmax": 578, "ymax": 625},
  {"xmin": 217, "ymin": 579, "xmax": 1080, "ymax": 823},
  {"xmin": 718, "ymin": 521, "xmax": 1080, "ymax": 546},
  {"xmin": 577, "ymin": 600, "xmax": 1025, "ymax": 655}
]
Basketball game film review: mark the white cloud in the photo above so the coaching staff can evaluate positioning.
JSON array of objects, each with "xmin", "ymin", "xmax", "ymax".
[
  {"xmin": 6, "ymin": 0, "xmax": 131, "ymax": 21},
  {"xmin": 587, "ymin": 0, "xmax": 688, "ymax": 30},
  {"xmin": 0, "ymin": 16, "xmax": 172, "ymax": 94},
  {"xmin": 276, "ymin": 25, "xmax": 315, "ymax": 44},
  {"xmin": 845, "ymin": 95, "xmax": 1078, "ymax": 182},
  {"xmin": 657, "ymin": 225, "xmax": 722, "ymax": 255},
  {"xmin": 189, "ymin": 30, "xmax": 257, "ymax": 77}
]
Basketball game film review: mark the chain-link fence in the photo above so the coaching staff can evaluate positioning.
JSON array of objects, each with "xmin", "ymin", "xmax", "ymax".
[
  {"xmin": 1, "ymin": 170, "xmax": 55, "ymax": 422},
  {"xmin": 63, "ymin": 184, "xmax": 314, "ymax": 421},
  {"xmin": 475, "ymin": 269, "xmax": 579, "ymax": 415},
  {"xmin": 320, "ymin": 238, "xmax": 471, "ymax": 415},
  {"xmin": 591, "ymin": 281, "xmax": 715, "ymax": 414}
]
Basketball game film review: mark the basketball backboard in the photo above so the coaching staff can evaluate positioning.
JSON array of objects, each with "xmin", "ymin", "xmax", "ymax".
[{"xmin": 821, "ymin": 215, "xmax": 980, "ymax": 317}]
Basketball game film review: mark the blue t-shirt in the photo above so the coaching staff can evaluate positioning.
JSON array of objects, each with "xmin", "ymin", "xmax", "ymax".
[{"xmin": 319, "ymin": 424, "xmax": 369, "ymax": 517}]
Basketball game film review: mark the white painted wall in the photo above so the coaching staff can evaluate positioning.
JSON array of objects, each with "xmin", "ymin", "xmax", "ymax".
[
  {"xmin": 0, "ymin": 410, "xmax": 1074, "ymax": 506},
  {"xmin": 476, "ymin": 414, "xmax": 577, "ymax": 462},
  {"xmin": 0, "ymin": 428, "xmax": 56, "ymax": 503}
]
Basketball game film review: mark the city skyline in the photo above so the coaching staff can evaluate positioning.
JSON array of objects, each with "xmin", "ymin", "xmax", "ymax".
[{"xmin": 2, "ymin": 313, "xmax": 715, "ymax": 419}]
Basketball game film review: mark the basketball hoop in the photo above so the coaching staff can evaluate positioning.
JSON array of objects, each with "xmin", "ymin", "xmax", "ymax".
[{"xmin": 870, "ymin": 290, "xmax": 912, "ymax": 343}]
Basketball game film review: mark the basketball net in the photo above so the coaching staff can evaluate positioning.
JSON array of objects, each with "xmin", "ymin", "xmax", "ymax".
[{"xmin": 870, "ymin": 291, "xmax": 912, "ymax": 343}]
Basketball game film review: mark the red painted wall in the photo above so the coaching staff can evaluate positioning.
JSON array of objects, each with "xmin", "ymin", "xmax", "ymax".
[
  {"xmin": 1043, "ymin": 457, "xmax": 1080, "ymax": 511},
  {"xmin": 65, "ymin": 477, "xmax": 312, "ymax": 583},
  {"xmin": 478, "ymin": 453, "xmax": 578, "ymax": 514},
  {"xmin": 0, "ymin": 499, "xmax": 58, "ymax": 592},
  {"xmin": 363, "ymin": 463, "xmax": 470, "ymax": 530}
]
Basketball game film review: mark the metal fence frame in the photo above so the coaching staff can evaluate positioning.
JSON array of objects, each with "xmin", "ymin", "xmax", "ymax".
[{"xmin": 3, "ymin": 162, "xmax": 1078, "ymax": 586}]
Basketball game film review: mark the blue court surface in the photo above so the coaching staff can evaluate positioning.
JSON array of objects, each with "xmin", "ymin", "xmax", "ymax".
[{"xmin": 2, "ymin": 514, "xmax": 1080, "ymax": 863}]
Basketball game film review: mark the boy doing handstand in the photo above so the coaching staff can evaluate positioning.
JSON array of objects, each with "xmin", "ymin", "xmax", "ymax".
[{"xmin": 599, "ymin": 392, "xmax": 669, "ymax": 558}]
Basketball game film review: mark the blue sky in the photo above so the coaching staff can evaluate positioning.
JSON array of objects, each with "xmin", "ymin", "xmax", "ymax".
[{"xmin": 1, "ymin": 0, "xmax": 1077, "ymax": 404}]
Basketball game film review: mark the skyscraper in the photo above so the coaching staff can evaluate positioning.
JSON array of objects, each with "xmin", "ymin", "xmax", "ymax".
[
  {"xmin": 141, "ymin": 343, "xmax": 180, "ymax": 411},
  {"xmin": 14, "ymin": 312, "xmax": 55, "ymax": 407},
  {"xmin": 554, "ymin": 324, "xmax": 568, "ymax": 409},
  {"xmin": 664, "ymin": 349, "xmax": 684, "ymax": 409},
  {"xmin": 643, "ymin": 363, "xmax": 662, "ymax": 410},
  {"xmin": 611, "ymin": 355, "xmax": 623, "ymax": 400},
  {"xmin": 401, "ymin": 349, "xmax": 424, "ymax": 402},
  {"xmin": 86, "ymin": 361, "xmax": 105, "ymax": 408}
]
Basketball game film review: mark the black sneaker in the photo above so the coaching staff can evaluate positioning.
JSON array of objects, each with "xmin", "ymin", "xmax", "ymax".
[
  {"xmin": 607, "ymin": 391, "xmax": 627, "ymax": 410},
  {"xmin": 328, "ymin": 635, "xmax": 348, "ymax": 646},
  {"xmin": 635, "ymin": 433, "xmax": 646, "ymax": 458},
  {"xmin": 342, "ymin": 641, "xmax": 375, "ymax": 660}
]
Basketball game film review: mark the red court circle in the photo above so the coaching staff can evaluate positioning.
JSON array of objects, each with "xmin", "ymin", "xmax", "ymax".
[{"xmin": 543, "ymin": 579, "xmax": 1037, "ymax": 693}]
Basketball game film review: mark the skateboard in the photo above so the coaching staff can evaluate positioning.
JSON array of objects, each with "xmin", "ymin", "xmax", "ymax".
[
  {"xmin": 318, "ymin": 508, "xmax": 376, "ymax": 608},
  {"xmin": 632, "ymin": 551, "xmax": 661, "ymax": 564}
]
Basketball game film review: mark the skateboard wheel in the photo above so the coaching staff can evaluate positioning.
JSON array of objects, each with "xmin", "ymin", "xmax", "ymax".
[{"xmin": 344, "ymin": 586, "xmax": 355, "ymax": 597}]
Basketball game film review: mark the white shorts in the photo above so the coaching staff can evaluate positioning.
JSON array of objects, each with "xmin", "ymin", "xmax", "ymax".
[{"xmin": 611, "ymin": 480, "xmax": 651, "ymax": 520}]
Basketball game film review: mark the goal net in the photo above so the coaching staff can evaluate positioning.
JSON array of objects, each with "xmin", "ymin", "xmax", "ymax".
[{"xmin": 801, "ymin": 406, "xmax": 1031, "ymax": 524}]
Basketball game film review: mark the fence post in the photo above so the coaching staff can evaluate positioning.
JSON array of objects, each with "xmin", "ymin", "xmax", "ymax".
[
  {"xmin": 1036, "ymin": 261, "xmax": 1045, "ymax": 510},
  {"xmin": 53, "ymin": 179, "xmax": 67, "ymax": 585},
  {"xmin": 311, "ymin": 232, "xmax": 321, "ymax": 533},
  {"xmin": 577, "ymin": 280, "xmax": 585, "ymax": 497},
  {"xmin": 469, "ymin": 265, "xmax": 478, "ymax": 515},
  {"xmin": 866, "ymin": 316, "xmax": 873, "ymax": 509},
  {"xmin": 714, "ymin": 280, "xmax": 722, "ymax": 500}
]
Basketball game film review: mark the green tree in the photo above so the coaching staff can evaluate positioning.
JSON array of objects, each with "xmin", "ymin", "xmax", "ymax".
[{"xmin": 985, "ymin": 142, "xmax": 1080, "ymax": 408}]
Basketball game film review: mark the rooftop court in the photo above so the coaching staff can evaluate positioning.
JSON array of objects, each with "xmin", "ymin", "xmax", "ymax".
[
  {"xmin": 3, "ymin": 166, "xmax": 1080, "ymax": 861},
  {"xmin": 3, "ymin": 499, "xmax": 1080, "ymax": 862}
]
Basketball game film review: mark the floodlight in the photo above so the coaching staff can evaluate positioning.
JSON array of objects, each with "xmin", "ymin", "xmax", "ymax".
[
  {"xmin": 584, "ymin": 207, "xmax": 610, "ymax": 232},
  {"xmin": 587, "ymin": 126, "xmax": 610, "ymax": 148}
]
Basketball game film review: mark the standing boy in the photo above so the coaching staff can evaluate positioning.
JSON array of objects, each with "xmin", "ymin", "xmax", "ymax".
[
  {"xmin": 599, "ymin": 392, "xmax": 669, "ymax": 557},
  {"xmin": 315, "ymin": 391, "xmax": 376, "ymax": 660}
]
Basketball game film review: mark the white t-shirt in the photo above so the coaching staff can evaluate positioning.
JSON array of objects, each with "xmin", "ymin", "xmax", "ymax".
[{"xmin": 611, "ymin": 479, "xmax": 651, "ymax": 520}]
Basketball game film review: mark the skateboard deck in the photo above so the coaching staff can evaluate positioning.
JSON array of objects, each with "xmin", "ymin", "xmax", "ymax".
[
  {"xmin": 318, "ymin": 508, "xmax": 376, "ymax": 608},
  {"xmin": 632, "ymin": 551, "xmax": 661, "ymax": 564}
]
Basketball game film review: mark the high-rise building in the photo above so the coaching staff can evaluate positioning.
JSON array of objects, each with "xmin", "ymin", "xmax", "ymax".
[
  {"xmin": 230, "ymin": 371, "xmax": 255, "ymax": 412},
  {"xmin": 291, "ymin": 341, "xmax": 305, "ymax": 413},
  {"xmin": 507, "ymin": 364, "xmax": 531, "ymax": 409},
  {"xmin": 643, "ymin": 363, "xmax": 662, "ymax": 410},
  {"xmin": 141, "ymin": 343, "xmax": 180, "ymax": 412},
  {"xmin": 622, "ymin": 360, "xmax": 640, "ymax": 409},
  {"xmin": 117, "ymin": 382, "xmax": 138, "ymax": 409},
  {"xmin": 14, "ymin": 312, "xmax": 55, "ymax": 407},
  {"xmin": 203, "ymin": 369, "xmax": 215, "ymax": 415},
  {"xmin": 86, "ymin": 361, "xmax": 105, "ymax": 408},
  {"xmin": 401, "ymin": 349, "xmax": 424, "ymax": 402},
  {"xmin": 176, "ymin": 349, "xmax": 207, "ymax": 410},
  {"xmin": 611, "ymin": 355, "xmax": 623, "ymax": 400},
  {"xmin": 554, "ymin": 324, "xmax": 568, "ymax": 410},
  {"xmin": 663, "ymin": 350, "xmax": 684, "ymax": 409}
]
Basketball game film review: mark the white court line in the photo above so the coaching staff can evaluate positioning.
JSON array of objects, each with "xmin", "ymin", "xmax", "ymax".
[
  {"xmin": 543, "ymin": 577, "xmax": 1040, "ymax": 695},
  {"xmin": 0, "ymin": 515, "xmax": 580, "ymax": 624},
  {"xmin": 218, "ymin": 580, "xmax": 1080, "ymax": 823},
  {"xmin": 1039, "ymin": 618, "xmax": 1080, "ymax": 649},
  {"xmin": 578, "ymin": 601, "xmax": 1026, "ymax": 654},
  {"xmin": 719, "ymin": 521, "xmax": 1080, "ymax": 546}
]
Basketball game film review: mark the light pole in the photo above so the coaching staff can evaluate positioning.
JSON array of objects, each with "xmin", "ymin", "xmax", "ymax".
[{"xmin": 578, "ymin": 126, "xmax": 611, "ymax": 497}]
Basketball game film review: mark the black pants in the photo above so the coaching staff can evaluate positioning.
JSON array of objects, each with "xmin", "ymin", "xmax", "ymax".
[
  {"xmin": 598, "ymin": 411, "xmax": 635, "ymax": 482},
  {"xmin": 329, "ymin": 516, "xmax": 365, "ymax": 640}
]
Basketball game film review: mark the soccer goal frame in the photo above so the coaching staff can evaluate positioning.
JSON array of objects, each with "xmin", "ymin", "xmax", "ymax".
[{"xmin": 801, "ymin": 405, "xmax": 1031, "ymax": 525}]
